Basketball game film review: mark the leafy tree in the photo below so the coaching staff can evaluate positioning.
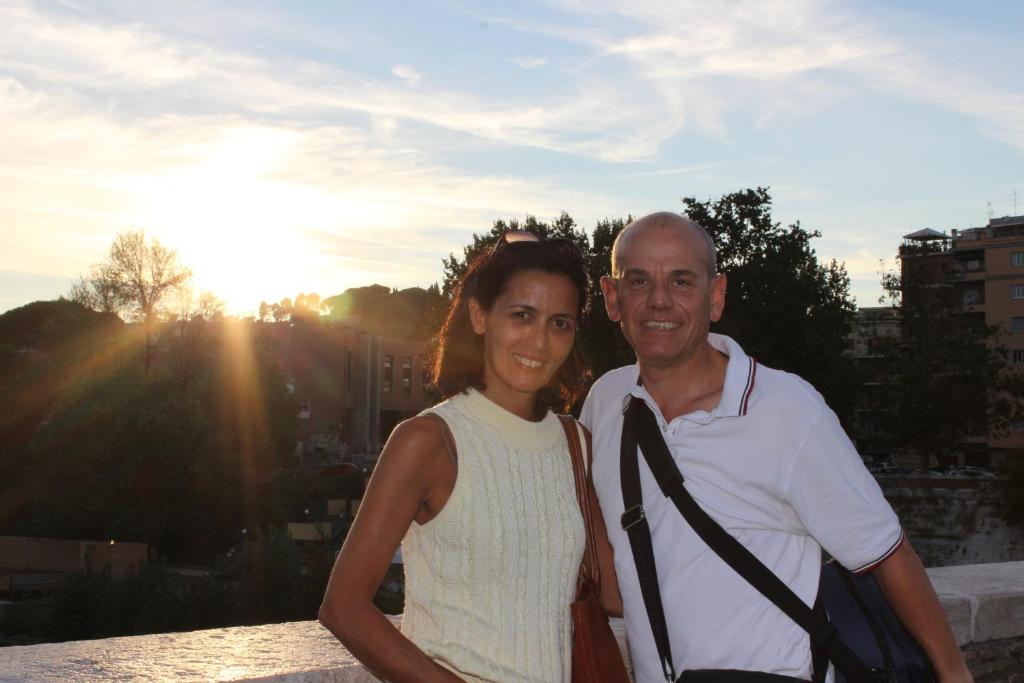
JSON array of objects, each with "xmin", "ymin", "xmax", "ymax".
[
  {"xmin": 257, "ymin": 293, "xmax": 325, "ymax": 323},
  {"xmin": 272, "ymin": 297, "xmax": 293, "ymax": 322},
  {"xmin": 881, "ymin": 245, "xmax": 1024, "ymax": 471},
  {"xmin": 581, "ymin": 217, "xmax": 635, "ymax": 381},
  {"xmin": 439, "ymin": 212, "xmax": 589, "ymax": 299},
  {"xmin": 435, "ymin": 195, "xmax": 855, "ymax": 415},
  {"xmin": 70, "ymin": 231, "xmax": 191, "ymax": 371},
  {"xmin": 683, "ymin": 188, "xmax": 858, "ymax": 425},
  {"xmin": 0, "ymin": 301, "xmax": 123, "ymax": 524},
  {"xmin": 323, "ymin": 285, "xmax": 438, "ymax": 340},
  {"xmin": 293, "ymin": 292, "xmax": 323, "ymax": 319},
  {"xmin": 14, "ymin": 318, "xmax": 297, "ymax": 563}
]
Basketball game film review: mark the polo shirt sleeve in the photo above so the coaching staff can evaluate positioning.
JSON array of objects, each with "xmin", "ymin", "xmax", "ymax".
[
  {"xmin": 579, "ymin": 384, "xmax": 596, "ymax": 432},
  {"xmin": 784, "ymin": 409, "xmax": 904, "ymax": 574}
]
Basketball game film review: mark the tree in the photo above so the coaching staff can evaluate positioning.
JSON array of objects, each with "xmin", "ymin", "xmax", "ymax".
[
  {"xmin": 881, "ymin": 245, "xmax": 1024, "ymax": 471},
  {"xmin": 580, "ymin": 217, "xmax": 635, "ymax": 381},
  {"xmin": 71, "ymin": 231, "xmax": 191, "ymax": 371},
  {"xmin": 435, "ymin": 196, "xmax": 857, "ymax": 415},
  {"xmin": 437, "ymin": 213, "xmax": 590, "ymax": 307},
  {"xmin": 17, "ymin": 317, "xmax": 297, "ymax": 562},
  {"xmin": 683, "ymin": 188, "xmax": 858, "ymax": 425},
  {"xmin": 169, "ymin": 288, "xmax": 224, "ymax": 389},
  {"xmin": 0, "ymin": 300, "xmax": 123, "ymax": 525}
]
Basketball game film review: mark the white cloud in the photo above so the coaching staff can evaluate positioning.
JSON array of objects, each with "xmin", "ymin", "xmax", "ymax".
[
  {"xmin": 0, "ymin": 54, "xmax": 619, "ymax": 311},
  {"xmin": 391, "ymin": 64, "xmax": 421, "ymax": 86},
  {"xmin": 627, "ymin": 162, "xmax": 726, "ymax": 177},
  {"xmin": 3, "ymin": 0, "xmax": 1022, "ymax": 312},
  {"xmin": 511, "ymin": 55, "xmax": 547, "ymax": 69}
]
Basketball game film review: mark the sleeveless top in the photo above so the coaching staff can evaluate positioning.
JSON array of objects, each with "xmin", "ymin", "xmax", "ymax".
[{"xmin": 400, "ymin": 388, "xmax": 586, "ymax": 683}]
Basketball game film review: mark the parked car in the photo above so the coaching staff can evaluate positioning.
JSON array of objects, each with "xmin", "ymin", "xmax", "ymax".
[{"xmin": 948, "ymin": 466, "xmax": 997, "ymax": 478}]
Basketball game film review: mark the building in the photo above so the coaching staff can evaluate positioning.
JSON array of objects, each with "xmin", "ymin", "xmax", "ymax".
[
  {"xmin": 847, "ymin": 306, "xmax": 901, "ymax": 459},
  {"xmin": 899, "ymin": 215, "xmax": 1024, "ymax": 465},
  {"xmin": 0, "ymin": 536, "xmax": 147, "ymax": 596},
  {"xmin": 261, "ymin": 320, "xmax": 433, "ymax": 461}
]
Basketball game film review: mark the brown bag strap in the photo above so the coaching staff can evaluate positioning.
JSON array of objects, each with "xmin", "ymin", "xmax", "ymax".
[{"xmin": 559, "ymin": 415, "xmax": 600, "ymax": 599}]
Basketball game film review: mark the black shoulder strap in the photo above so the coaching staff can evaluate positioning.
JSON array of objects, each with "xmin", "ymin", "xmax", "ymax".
[
  {"xmin": 620, "ymin": 401, "xmax": 677, "ymax": 682},
  {"xmin": 621, "ymin": 397, "xmax": 876, "ymax": 683}
]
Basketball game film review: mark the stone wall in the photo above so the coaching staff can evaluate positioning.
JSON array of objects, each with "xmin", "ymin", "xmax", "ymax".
[
  {"xmin": 931, "ymin": 562, "xmax": 1024, "ymax": 682},
  {"xmin": 3, "ymin": 563, "xmax": 1022, "ymax": 681},
  {"xmin": 881, "ymin": 478, "xmax": 1024, "ymax": 567}
]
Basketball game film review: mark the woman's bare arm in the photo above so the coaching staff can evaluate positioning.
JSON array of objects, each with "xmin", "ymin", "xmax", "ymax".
[{"xmin": 318, "ymin": 416, "xmax": 462, "ymax": 682}]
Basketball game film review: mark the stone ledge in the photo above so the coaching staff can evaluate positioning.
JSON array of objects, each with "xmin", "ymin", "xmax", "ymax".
[
  {"xmin": 928, "ymin": 561, "xmax": 1024, "ymax": 645},
  {"xmin": 0, "ymin": 619, "xmax": 383, "ymax": 682},
  {"xmin": 2, "ymin": 563, "xmax": 1021, "ymax": 681}
]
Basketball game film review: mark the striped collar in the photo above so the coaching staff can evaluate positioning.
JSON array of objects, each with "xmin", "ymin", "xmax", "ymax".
[{"xmin": 620, "ymin": 333, "xmax": 758, "ymax": 419}]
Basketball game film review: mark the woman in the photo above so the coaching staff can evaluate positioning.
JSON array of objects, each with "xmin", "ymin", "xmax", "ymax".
[{"xmin": 319, "ymin": 232, "xmax": 620, "ymax": 682}]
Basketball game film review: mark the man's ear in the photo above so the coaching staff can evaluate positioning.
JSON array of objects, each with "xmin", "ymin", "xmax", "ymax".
[
  {"xmin": 468, "ymin": 297, "xmax": 487, "ymax": 334},
  {"xmin": 600, "ymin": 276, "xmax": 622, "ymax": 323},
  {"xmin": 710, "ymin": 273, "xmax": 727, "ymax": 322}
]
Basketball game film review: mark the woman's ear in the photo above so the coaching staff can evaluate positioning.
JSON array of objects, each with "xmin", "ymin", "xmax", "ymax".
[{"xmin": 468, "ymin": 297, "xmax": 486, "ymax": 335}]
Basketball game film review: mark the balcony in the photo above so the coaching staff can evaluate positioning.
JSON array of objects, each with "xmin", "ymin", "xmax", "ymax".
[{"xmin": 948, "ymin": 262, "xmax": 986, "ymax": 282}]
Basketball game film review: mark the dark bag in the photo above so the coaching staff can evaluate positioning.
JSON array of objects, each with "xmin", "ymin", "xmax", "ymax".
[
  {"xmin": 620, "ymin": 397, "xmax": 936, "ymax": 683},
  {"xmin": 819, "ymin": 562, "xmax": 935, "ymax": 682},
  {"xmin": 559, "ymin": 416, "xmax": 631, "ymax": 683}
]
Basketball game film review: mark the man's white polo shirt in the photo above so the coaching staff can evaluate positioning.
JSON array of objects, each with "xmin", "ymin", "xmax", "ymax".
[{"xmin": 580, "ymin": 334, "xmax": 902, "ymax": 683}]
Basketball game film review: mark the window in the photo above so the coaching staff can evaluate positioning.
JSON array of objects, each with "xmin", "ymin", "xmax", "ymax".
[
  {"xmin": 1013, "ymin": 252, "xmax": 1024, "ymax": 267},
  {"xmin": 298, "ymin": 400, "xmax": 310, "ymax": 419},
  {"xmin": 402, "ymin": 357, "xmax": 413, "ymax": 394},
  {"xmin": 1013, "ymin": 285, "xmax": 1024, "ymax": 300},
  {"xmin": 383, "ymin": 355, "xmax": 393, "ymax": 393},
  {"xmin": 1013, "ymin": 349, "xmax": 1024, "ymax": 364},
  {"xmin": 1013, "ymin": 318, "xmax": 1024, "ymax": 333}
]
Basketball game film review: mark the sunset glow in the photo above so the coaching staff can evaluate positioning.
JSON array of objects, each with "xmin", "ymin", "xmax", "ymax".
[{"xmin": 1, "ymin": 1, "xmax": 1022, "ymax": 313}]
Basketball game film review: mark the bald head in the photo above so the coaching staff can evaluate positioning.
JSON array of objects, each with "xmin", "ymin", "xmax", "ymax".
[
  {"xmin": 611, "ymin": 212, "xmax": 717, "ymax": 278},
  {"xmin": 613, "ymin": 212, "xmax": 718, "ymax": 279}
]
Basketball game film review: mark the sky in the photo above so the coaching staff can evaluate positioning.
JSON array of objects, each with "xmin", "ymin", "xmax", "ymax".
[{"xmin": 1, "ymin": 0, "xmax": 1023, "ymax": 315}]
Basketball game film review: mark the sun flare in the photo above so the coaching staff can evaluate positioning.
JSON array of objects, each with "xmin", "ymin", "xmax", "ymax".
[{"xmin": 136, "ymin": 127, "xmax": 335, "ymax": 314}]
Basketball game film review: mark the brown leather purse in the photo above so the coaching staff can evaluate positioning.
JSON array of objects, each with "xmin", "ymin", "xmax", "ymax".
[{"xmin": 559, "ymin": 416, "xmax": 632, "ymax": 683}]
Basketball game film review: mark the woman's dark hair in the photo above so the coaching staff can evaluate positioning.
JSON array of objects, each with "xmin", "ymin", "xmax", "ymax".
[{"xmin": 432, "ymin": 238, "xmax": 590, "ymax": 413}]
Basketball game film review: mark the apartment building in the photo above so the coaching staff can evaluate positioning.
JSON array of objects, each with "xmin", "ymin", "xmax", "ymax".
[
  {"xmin": 847, "ymin": 306, "xmax": 901, "ymax": 459},
  {"xmin": 900, "ymin": 214, "xmax": 1024, "ymax": 462}
]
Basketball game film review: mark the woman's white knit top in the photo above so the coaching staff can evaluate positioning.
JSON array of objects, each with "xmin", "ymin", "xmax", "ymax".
[{"xmin": 401, "ymin": 388, "xmax": 585, "ymax": 683}]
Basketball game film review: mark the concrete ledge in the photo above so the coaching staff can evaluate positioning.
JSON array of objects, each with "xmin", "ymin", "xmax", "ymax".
[
  {"xmin": 0, "ymin": 620, "xmax": 380, "ymax": 682},
  {"xmin": 928, "ymin": 561, "xmax": 1024, "ymax": 645},
  {"xmin": 2, "ymin": 563, "xmax": 1021, "ymax": 681}
]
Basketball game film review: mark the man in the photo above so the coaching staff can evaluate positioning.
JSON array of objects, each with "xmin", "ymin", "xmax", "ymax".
[{"xmin": 580, "ymin": 212, "xmax": 970, "ymax": 682}]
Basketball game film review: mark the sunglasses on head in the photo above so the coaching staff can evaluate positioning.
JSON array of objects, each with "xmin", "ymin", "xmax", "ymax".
[{"xmin": 492, "ymin": 230, "xmax": 582, "ymax": 258}]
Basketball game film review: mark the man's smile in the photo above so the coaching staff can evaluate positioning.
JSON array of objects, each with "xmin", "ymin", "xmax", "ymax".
[{"xmin": 642, "ymin": 320, "xmax": 680, "ymax": 331}]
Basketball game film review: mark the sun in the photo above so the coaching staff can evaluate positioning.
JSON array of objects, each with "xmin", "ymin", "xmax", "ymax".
[{"xmin": 135, "ymin": 126, "xmax": 327, "ymax": 314}]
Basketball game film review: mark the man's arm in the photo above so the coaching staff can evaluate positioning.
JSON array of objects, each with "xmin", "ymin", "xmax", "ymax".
[{"xmin": 871, "ymin": 539, "xmax": 972, "ymax": 683}]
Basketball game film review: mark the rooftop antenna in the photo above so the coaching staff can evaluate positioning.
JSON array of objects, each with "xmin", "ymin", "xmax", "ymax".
[
  {"xmin": 987, "ymin": 200, "xmax": 993, "ymax": 220},
  {"xmin": 1015, "ymin": 190, "xmax": 1018, "ymax": 216}
]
